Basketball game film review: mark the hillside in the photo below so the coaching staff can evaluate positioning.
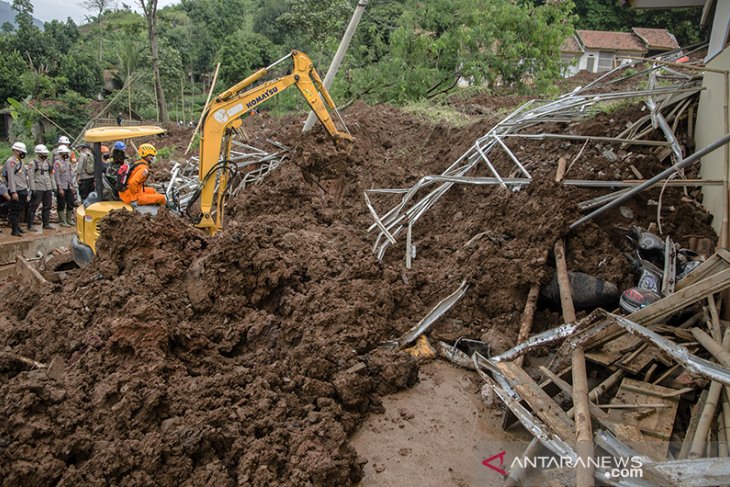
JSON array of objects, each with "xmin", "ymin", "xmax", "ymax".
[{"xmin": 0, "ymin": 0, "xmax": 44, "ymax": 30}]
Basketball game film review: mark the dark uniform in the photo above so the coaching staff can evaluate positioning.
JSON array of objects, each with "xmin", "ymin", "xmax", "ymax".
[
  {"xmin": 76, "ymin": 149, "xmax": 95, "ymax": 201},
  {"xmin": 4, "ymin": 154, "xmax": 30, "ymax": 235},
  {"xmin": 29, "ymin": 155, "xmax": 56, "ymax": 229}
]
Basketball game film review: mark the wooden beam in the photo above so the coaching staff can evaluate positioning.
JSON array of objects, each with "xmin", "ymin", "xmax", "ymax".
[{"xmin": 494, "ymin": 361, "xmax": 575, "ymax": 443}]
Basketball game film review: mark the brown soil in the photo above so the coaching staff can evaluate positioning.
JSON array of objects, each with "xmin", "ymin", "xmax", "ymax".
[{"xmin": 0, "ymin": 97, "xmax": 717, "ymax": 485}]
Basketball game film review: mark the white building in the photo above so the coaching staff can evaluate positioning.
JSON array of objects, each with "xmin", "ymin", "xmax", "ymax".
[{"xmin": 561, "ymin": 28, "xmax": 679, "ymax": 76}]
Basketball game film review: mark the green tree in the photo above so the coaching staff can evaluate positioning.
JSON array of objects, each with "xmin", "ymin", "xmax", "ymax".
[
  {"xmin": 348, "ymin": 0, "xmax": 575, "ymax": 103},
  {"xmin": 19, "ymin": 71, "xmax": 57, "ymax": 98},
  {"xmin": 117, "ymin": 40, "xmax": 142, "ymax": 118},
  {"xmin": 80, "ymin": 0, "xmax": 116, "ymax": 62},
  {"xmin": 44, "ymin": 91, "xmax": 91, "ymax": 140},
  {"xmin": 11, "ymin": 0, "xmax": 44, "ymax": 70},
  {"xmin": 6, "ymin": 97, "xmax": 37, "ymax": 141},
  {"xmin": 59, "ymin": 50, "xmax": 102, "ymax": 98},
  {"xmin": 0, "ymin": 49, "xmax": 28, "ymax": 102},
  {"xmin": 252, "ymin": 0, "xmax": 289, "ymax": 42},
  {"xmin": 572, "ymin": 0, "xmax": 703, "ymax": 45},
  {"xmin": 216, "ymin": 29, "xmax": 278, "ymax": 86},
  {"xmin": 350, "ymin": 1, "xmax": 406, "ymax": 65},
  {"xmin": 43, "ymin": 19, "xmax": 80, "ymax": 57},
  {"xmin": 277, "ymin": 0, "xmax": 350, "ymax": 59},
  {"xmin": 137, "ymin": 0, "xmax": 170, "ymax": 123},
  {"xmin": 179, "ymin": 0, "xmax": 252, "ymax": 75}
]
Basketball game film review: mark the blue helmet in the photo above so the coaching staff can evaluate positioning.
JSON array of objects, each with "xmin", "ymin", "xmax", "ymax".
[{"xmin": 113, "ymin": 141, "xmax": 126, "ymax": 151}]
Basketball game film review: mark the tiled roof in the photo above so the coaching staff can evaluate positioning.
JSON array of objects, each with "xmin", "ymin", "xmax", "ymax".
[
  {"xmin": 632, "ymin": 27, "xmax": 680, "ymax": 50},
  {"xmin": 576, "ymin": 30, "xmax": 646, "ymax": 52},
  {"xmin": 561, "ymin": 34, "xmax": 584, "ymax": 54}
]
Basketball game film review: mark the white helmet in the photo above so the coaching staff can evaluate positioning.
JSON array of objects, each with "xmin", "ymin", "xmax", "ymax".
[
  {"xmin": 34, "ymin": 144, "xmax": 49, "ymax": 155},
  {"xmin": 11, "ymin": 141, "xmax": 27, "ymax": 154},
  {"xmin": 58, "ymin": 136, "xmax": 70, "ymax": 145},
  {"xmin": 57, "ymin": 144, "xmax": 70, "ymax": 155}
]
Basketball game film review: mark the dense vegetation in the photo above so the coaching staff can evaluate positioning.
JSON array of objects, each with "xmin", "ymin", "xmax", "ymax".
[{"xmin": 0, "ymin": 0, "xmax": 704, "ymax": 144}]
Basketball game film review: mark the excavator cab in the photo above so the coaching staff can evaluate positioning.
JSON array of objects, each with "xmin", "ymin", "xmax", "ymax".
[
  {"xmin": 72, "ymin": 125, "xmax": 166, "ymax": 267},
  {"xmin": 74, "ymin": 50, "xmax": 352, "ymax": 265}
]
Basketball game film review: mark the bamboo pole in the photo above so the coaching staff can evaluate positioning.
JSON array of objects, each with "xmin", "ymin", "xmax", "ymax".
[
  {"xmin": 127, "ymin": 67, "xmax": 132, "ymax": 121},
  {"xmin": 515, "ymin": 284, "xmax": 540, "ymax": 368},
  {"xmin": 153, "ymin": 82, "xmax": 159, "ymax": 122},
  {"xmin": 1, "ymin": 352, "xmax": 46, "ymax": 369},
  {"xmin": 23, "ymin": 101, "xmax": 74, "ymax": 139},
  {"xmin": 692, "ymin": 328, "xmax": 730, "ymax": 366},
  {"xmin": 554, "ymin": 239, "xmax": 594, "ymax": 487},
  {"xmin": 720, "ymin": 387, "xmax": 730, "ymax": 454},
  {"xmin": 72, "ymin": 74, "xmax": 138, "ymax": 145},
  {"xmin": 688, "ymin": 329, "xmax": 730, "ymax": 458},
  {"xmin": 689, "ymin": 380, "xmax": 722, "ymax": 458},
  {"xmin": 709, "ymin": 295, "xmax": 723, "ymax": 340},
  {"xmin": 185, "ymin": 63, "xmax": 220, "ymax": 156},
  {"xmin": 555, "ymin": 157, "xmax": 567, "ymax": 182},
  {"xmin": 719, "ymin": 413, "xmax": 728, "ymax": 458},
  {"xmin": 180, "ymin": 77, "xmax": 185, "ymax": 124}
]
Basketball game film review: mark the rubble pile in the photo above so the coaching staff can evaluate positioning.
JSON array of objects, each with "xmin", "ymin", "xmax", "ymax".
[{"xmin": 0, "ymin": 61, "xmax": 722, "ymax": 486}]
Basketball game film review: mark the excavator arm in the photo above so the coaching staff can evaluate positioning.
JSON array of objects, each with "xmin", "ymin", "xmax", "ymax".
[{"xmin": 195, "ymin": 50, "xmax": 353, "ymax": 235}]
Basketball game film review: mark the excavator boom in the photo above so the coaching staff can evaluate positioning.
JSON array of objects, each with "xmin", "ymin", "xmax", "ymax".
[{"xmin": 195, "ymin": 50, "xmax": 353, "ymax": 235}]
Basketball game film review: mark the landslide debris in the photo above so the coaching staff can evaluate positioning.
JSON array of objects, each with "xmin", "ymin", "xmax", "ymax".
[{"xmin": 0, "ymin": 100, "xmax": 716, "ymax": 485}]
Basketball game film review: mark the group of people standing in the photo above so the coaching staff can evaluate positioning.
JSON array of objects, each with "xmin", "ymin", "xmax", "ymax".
[
  {"xmin": 2, "ymin": 136, "xmax": 167, "ymax": 237},
  {"xmin": 2, "ymin": 136, "xmax": 109, "ymax": 236}
]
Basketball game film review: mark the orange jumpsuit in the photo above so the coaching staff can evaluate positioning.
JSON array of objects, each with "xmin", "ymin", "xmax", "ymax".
[{"xmin": 118, "ymin": 161, "xmax": 166, "ymax": 206}]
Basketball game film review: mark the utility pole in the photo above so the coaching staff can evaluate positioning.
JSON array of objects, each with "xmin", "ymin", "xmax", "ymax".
[{"xmin": 302, "ymin": 0, "xmax": 368, "ymax": 133}]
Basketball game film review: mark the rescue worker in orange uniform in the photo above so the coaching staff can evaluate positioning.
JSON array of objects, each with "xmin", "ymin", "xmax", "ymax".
[{"xmin": 119, "ymin": 143, "xmax": 167, "ymax": 206}]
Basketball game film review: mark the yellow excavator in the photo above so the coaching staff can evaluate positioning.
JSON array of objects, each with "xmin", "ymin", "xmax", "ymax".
[{"xmin": 72, "ymin": 50, "xmax": 353, "ymax": 266}]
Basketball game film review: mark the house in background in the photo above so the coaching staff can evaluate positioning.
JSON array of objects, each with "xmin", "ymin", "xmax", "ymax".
[
  {"xmin": 560, "ymin": 28, "xmax": 680, "ymax": 76},
  {"xmin": 626, "ymin": 0, "xmax": 730, "ymax": 242},
  {"xmin": 632, "ymin": 27, "xmax": 682, "ymax": 55}
]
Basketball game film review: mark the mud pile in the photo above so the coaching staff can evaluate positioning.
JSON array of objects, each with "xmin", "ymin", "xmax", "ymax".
[{"xmin": 0, "ymin": 100, "xmax": 717, "ymax": 485}]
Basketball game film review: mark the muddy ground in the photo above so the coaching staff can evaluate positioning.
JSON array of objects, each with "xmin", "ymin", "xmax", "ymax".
[{"xmin": 0, "ymin": 90, "xmax": 717, "ymax": 486}]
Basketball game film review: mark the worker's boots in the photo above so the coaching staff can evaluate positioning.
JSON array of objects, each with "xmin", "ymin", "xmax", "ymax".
[
  {"xmin": 58, "ymin": 212, "xmax": 70, "ymax": 227},
  {"xmin": 66, "ymin": 209, "xmax": 75, "ymax": 227}
]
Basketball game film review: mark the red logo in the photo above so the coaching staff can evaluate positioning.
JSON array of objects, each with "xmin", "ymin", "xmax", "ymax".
[{"xmin": 482, "ymin": 450, "xmax": 508, "ymax": 476}]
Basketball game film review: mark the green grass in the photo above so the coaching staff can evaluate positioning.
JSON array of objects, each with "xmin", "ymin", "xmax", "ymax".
[
  {"xmin": 594, "ymin": 98, "xmax": 638, "ymax": 116},
  {"xmin": 157, "ymin": 146, "xmax": 172, "ymax": 159},
  {"xmin": 402, "ymin": 100, "xmax": 474, "ymax": 128}
]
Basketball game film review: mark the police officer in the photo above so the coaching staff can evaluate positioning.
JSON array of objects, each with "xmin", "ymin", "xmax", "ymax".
[
  {"xmin": 76, "ymin": 143, "xmax": 95, "ymax": 201},
  {"xmin": 5, "ymin": 141, "xmax": 30, "ymax": 236},
  {"xmin": 29, "ymin": 144, "xmax": 56, "ymax": 231},
  {"xmin": 52, "ymin": 135, "xmax": 71, "ymax": 159},
  {"xmin": 53, "ymin": 144, "xmax": 75, "ymax": 227}
]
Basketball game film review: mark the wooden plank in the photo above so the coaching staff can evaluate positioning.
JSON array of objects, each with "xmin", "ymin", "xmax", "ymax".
[
  {"xmin": 539, "ymin": 366, "xmax": 643, "ymax": 448},
  {"xmin": 631, "ymin": 267, "xmax": 730, "ymax": 323},
  {"xmin": 584, "ymin": 266, "xmax": 730, "ymax": 366},
  {"xmin": 495, "ymin": 361, "xmax": 575, "ymax": 444},
  {"xmin": 616, "ymin": 343, "xmax": 662, "ymax": 375},
  {"xmin": 607, "ymin": 378, "xmax": 679, "ymax": 460},
  {"xmin": 652, "ymin": 456, "xmax": 730, "ymax": 487},
  {"xmin": 676, "ymin": 250, "xmax": 730, "ymax": 291},
  {"xmin": 14, "ymin": 255, "xmax": 48, "ymax": 287}
]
